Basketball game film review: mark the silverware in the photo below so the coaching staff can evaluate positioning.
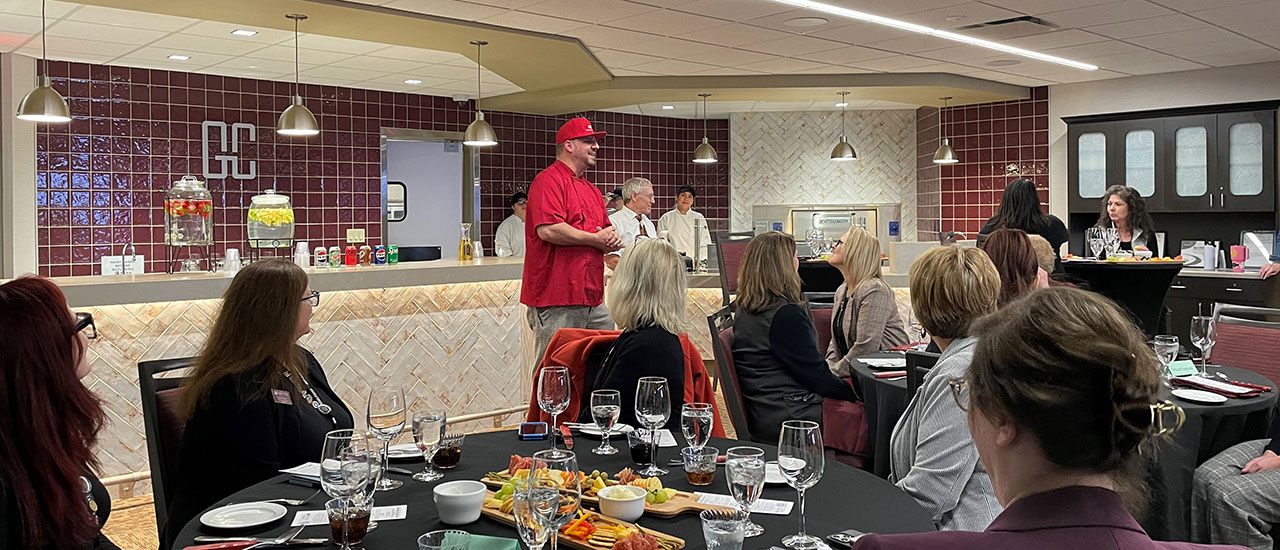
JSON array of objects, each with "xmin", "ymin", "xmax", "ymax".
[
  {"xmin": 386, "ymin": 466, "xmax": 415, "ymax": 475},
  {"xmin": 193, "ymin": 537, "xmax": 328, "ymax": 545}
]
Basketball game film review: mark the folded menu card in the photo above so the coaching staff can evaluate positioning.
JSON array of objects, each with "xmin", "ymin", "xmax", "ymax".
[
  {"xmin": 695, "ymin": 493, "xmax": 793, "ymax": 515},
  {"xmin": 1167, "ymin": 360, "xmax": 1199, "ymax": 378},
  {"xmin": 292, "ymin": 505, "xmax": 408, "ymax": 526}
]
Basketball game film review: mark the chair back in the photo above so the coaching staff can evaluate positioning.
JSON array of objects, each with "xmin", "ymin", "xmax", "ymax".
[
  {"xmin": 1210, "ymin": 303, "xmax": 1280, "ymax": 386},
  {"xmin": 805, "ymin": 298, "xmax": 835, "ymax": 356},
  {"xmin": 714, "ymin": 232, "xmax": 755, "ymax": 306},
  {"xmin": 904, "ymin": 350, "xmax": 941, "ymax": 401},
  {"xmin": 138, "ymin": 356, "xmax": 195, "ymax": 538},
  {"xmin": 707, "ymin": 306, "xmax": 751, "ymax": 436}
]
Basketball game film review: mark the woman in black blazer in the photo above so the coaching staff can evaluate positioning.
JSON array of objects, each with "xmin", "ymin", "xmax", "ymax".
[{"xmin": 164, "ymin": 259, "xmax": 353, "ymax": 547}]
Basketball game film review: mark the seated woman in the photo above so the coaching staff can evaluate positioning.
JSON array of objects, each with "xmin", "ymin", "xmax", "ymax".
[
  {"xmin": 979, "ymin": 178, "xmax": 1069, "ymax": 266},
  {"xmin": 165, "ymin": 259, "xmax": 354, "ymax": 545},
  {"xmin": 1096, "ymin": 185, "xmax": 1160, "ymax": 257},
  {"xmin": 1191, "ymin": 415, "xmax": 1280, "ymax": 549},
  {"xmin": 825, "ymin": 226, "xmax": 908, "ymax": 376},
  {"xmin": 0, "ymin": 277, "xmax": 119, "ymax": 550},
  {"xmin": 857, "ymin": 287, "xmax": 1239, "ymax": 550},
  {"xmin": 577, "ymin": 238, "xmax": 686, "ymax": 430},
  {"xmin": 890, "ymin": 245, "xmax": 1003, "ymax": 531},
  {"xmin": 981, "ymin": 228, "xmax": 1049, "ymax": 306},
  {"xmin": 733, "ymin": 231, "xmax": 857, "ymax": 443}
]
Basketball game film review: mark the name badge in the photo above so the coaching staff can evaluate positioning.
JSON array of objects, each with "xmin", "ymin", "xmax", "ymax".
[{"xmin": 272, "ymin": 389, "xmax": 293, "ymax": 405}]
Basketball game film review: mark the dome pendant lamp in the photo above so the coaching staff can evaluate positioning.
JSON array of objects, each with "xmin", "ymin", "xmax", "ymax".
[
  {"xmin": 692, "ymin": 93, "xmax": 718, "ymax": 164},
  {"xmin": 933, "ymin": 96, "xmax": 958, "ymax": 164},
  {"xmin": 830, "ymin": 91, "xmax": 856, "ymax": 162},
  {"xmin": 16, "ymin": 0, "xmax": 70, "ymax": 123},
  {"xmin": 277, "ymin": 13, "xmax": 319, "ymax": 137},
  {"xmin": 463, "ymin": 40, "xmax": 498, "ymax": 147}
]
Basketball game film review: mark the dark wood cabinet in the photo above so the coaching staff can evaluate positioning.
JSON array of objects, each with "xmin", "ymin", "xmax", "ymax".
[
  {"xmin": 1165, "ymin": 274, "xmax": 1278, "ymax": 344},
  {"xmin": 1215, "ymin": 111, "xmax": 1276, "ymax": 212},
  {"xmin": 1161, "ymin": 114, "xmax": 1218, "ymax": 212}
]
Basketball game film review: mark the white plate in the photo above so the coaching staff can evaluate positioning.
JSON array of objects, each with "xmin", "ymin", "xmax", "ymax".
[
  {"xmin": 765, "ymin": 462, "xmax": 786, "ymax": 485},
  {"xmin": 577, "ymin": 424, "xmax": 635, "ymax": 437},
  {"xmin": 1172, "ymin": 388, "xmax": 1228, "ymax": 405},
  {"xmin": 388, "ymin": 443, "xmax": 420, "ymax": 459},
  {"xmin": 199, "ymin": 502, "xmax": 287, "ymax": 529}
]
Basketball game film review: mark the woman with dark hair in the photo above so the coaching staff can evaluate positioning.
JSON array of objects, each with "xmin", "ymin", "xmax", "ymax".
[
  {"xmin": 0, "ymin": 277, "xmax": 118, "ymax": 550},
  {"xmin": 855, "ymin": 287, "xmax": 1241, "ymax": 550},
  {"xmin": 979, "ymin": 179, "xmax": 1069, "ymax": 264},
  {"xmin": 981, "ymin": 228, "xmax": 1049, "ymax": 306},
  {"xmin": 1095, "ymin": 185, "xmax": 1160, "ymax": 257},
  {"xmin": 165, "ymin": 259, "xmax": 354, "ymax": 545}
]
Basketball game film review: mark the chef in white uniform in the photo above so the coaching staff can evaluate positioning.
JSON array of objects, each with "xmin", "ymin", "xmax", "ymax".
[
  {"xmin": 494, "ymin": 191, "xmax": 526, "ymax": 257},
  {"xmin": 658, "ymin": 185, "xmax": 712, "ymax": 265}
]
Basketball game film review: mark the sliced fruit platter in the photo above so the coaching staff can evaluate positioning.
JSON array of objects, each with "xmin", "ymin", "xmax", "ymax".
[
  {"xmin": 481, "ymin": 492, "xmax": 684, "ymax": 550},
  {"xmin": 1064, "ymin": 253, "xmax": 1184, "ymax": 262}
]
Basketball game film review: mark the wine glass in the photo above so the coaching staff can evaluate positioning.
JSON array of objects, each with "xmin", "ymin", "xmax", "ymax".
[
  {"xmin": 1153, "ymin": 335, "xmax": 1179, "ymax": 383},
  {"xmin": 1190, "ymin": 316, "xmax": 1216, "ymax": 376},
  {"xmin": 513, "ymin": 489, "xmax": 550, "ymax": 550},
  {"xmin": 635, "ymin": 376, "xmax": 671, "ymax": 476},
  {"xmin": 589, "ymin": 389, "xmax": 621, "ymax": 455},
  {"xmin": 1103, "ymin": 227, "xmax": 1121, "ymax": 257},
  {"xmin": 1086, "ymin": 227, "xmax": 1105, "ymax": 259},
  {"xmin": 778, "ymin": 420, "xmax": 825, "ymax": 550},
  {"xmin": 725, "ymin": 446, "xmax": 766, "ymax": 538},
  {"xmin": 528, "ymin": 450, "xmax": 580, "ymax": 550},
  {"xmin": 411, "ymin": 411, "xmax": 447, "ymax": 482},
  {"xmin": 538, "ymin": 366, "xmax": 571, "ymax": 453},
  {"xmin": 681, "ymin": 402, "xmax": 714, "ymax": 452},
  {"xmin": 320, "ymin": 430, "xmax": 377, "ymax": 550},
  {"xmin": 367, "ymin": 387, "xmax": 407, "ymax": 491}
]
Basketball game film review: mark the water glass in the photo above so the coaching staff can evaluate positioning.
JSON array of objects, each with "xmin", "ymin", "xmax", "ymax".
[
  {"xmin": 528, "ymin": 450, "xmax": 580, "ymax": 550},
  {"xmin": 1153, "ymin": 335, "xmax": 1179, "ymax": 382},
  {"xmin": 367, "ymin": 387, "xmax": 407, "ymax": 491},
  {"xmin": 725, "ymin": 446, "xmax": 766, "ymax": 538},
  {"xmin": 411, "ymin": 411, "xmax": 446, "ymax": 482},
  {"xmin": 635, "ymin": 376, "xmax": 671, "ymax": 476},
  {"xmin": 1086, "ymin": 227, "xmax": 1105, "ymax": 259},
  {"xmin": 683, "ymin": 445, "xmax": 719, "ymax": 486},
  {"xmin": 513, "ymin": 490, "xmax": 550, "ymax": 550},
  {"xmin": 538, "ymin": 366, "xmax": 571, "ymax": 453},
  {"xmin": 590, "ymin": 389, "xmax": 621, "ymax": 455},
  {"xmin": 320, "ymin": 430, "xmax": 376, "ymax": 501},
  {"xmin": 1190, "ymin": 316, "xmax": 1216, "ymax": 375},
  {"xmin": 417, "ymin": 529, "xmax": 471, "ymax": 550},
  {"xmin": 681, "ymin": 402, "xmax": 714, "ymax": 451},
  {"xmin": 627, "ymin": 428, "xmax": 654, "ymax": 468},
  {"xmin": 778, "ymin": 420, "xmax": 825, "ymax": 549},
  {"xmin": 701, "ymin": 508, "xmax": 748, "ymax": 550}
]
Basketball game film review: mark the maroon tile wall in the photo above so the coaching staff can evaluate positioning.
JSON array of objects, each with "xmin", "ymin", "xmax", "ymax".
[
  {"xmin": 915, "ymin": 86, "xmax": 1050, "ymax": 240},
  {"xmin": 35, "ymin": 60, "xmax": 731, "ymax": 276}
]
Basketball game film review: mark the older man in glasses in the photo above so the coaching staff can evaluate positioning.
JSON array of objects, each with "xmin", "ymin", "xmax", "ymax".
[{"xmin": 604, "ymin": 177, "xmax": 657, "ymax": 271}]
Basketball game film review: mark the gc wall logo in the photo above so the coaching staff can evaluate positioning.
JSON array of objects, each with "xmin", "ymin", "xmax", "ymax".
[{"xmin": 201, "ymin": 120, "xmax": 257, "ymax": 180}]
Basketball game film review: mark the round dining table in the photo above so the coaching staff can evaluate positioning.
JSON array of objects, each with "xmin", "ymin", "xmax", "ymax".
[
  {"xmin": 175, "ymin": 432, "xmax": 936, "ymax": 549},
  {"xmin": 850, "ymin": 353, "xmax": 1276, "ymax": 542}
]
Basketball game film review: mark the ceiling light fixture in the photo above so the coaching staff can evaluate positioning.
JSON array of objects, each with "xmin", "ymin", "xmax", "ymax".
[
  {"xmin": 765, "ymin": 0, "xmax": 1098, "ymax": 70},
  {"xmin": 167, "ymin": 54, "xmax": 191, "ymax": 61},
  {"xmin": 783, "ymin": 16, "xmax": 829, "ymax": 28},
  {"xmin": 835, "ymin": 101, "xmax": 848, "ymax": 107},
  {"xmin": 277, "ymin": 13, "xmax": 319, "ymax": 137},
  {"xmin": 16, "ymin": 0, "xmax": 70, "ymax": 123},
  {"xmin": 231, "ymin": 29, "xmax": 258, "ymax": 37},
  {"xmin": 692, "ymin": 93, "xmax": 718, "ymax": 164},
  {"xmin": 831, "ymin": 91, "xmax": 856, "ymax": 162},
  {"xmin": 463, "ymin": 40, "xmax": 497, "ymax": 147},
  {"xmin": 404, "ymin": 79, "xmax": 423, "ymax": 85},
  {"xmin": 662, "ymin": 105, "xmax": 675, "ymax": 110},
  {"xmin": 933, "ymin": 96, "xmax": 958, "ymax": 165}
]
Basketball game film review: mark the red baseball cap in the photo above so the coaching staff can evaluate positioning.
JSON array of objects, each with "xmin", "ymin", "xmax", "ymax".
[{"xmin": 555, "ymin": 117, "xmax": 606, "ymax": 144}]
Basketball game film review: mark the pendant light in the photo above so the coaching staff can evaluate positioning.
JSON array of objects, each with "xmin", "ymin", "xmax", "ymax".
[
  {"xmin": 830, "ymin": 91, "xmax": 856, "ymax": 162},
  {"xmin": 463, "ymin": 40, "xmax": 498, "ymax": 147},
  {"xmin": 932, "ymin": 96, "xmax": 958, "ymax": 164},
  {"xmin": 692, "ymin": 93, "xmax": 717, "ymax": 164},
  {"xmin": 16, "ymin": 0, "xmax": 70, "ymax": 123},
  {"xmin": 277, "ymin": 13, "xmax": 319, "ymax": 137}
]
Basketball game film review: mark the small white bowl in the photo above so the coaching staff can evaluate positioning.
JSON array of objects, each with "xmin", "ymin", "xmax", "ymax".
[
  {"xmin": 433, "ymin": 480, "xmax": 487, "ymax": 525},
  {"xmin": 597, "ymin": 485, "xmax": 646, "ymax": 522}
]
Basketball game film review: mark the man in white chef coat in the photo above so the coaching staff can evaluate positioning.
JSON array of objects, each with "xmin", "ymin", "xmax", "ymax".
[
  {"xmin": 604, "ymin": 177, "xmax": 656, "ymax": 270},
  {"xmin": 494, "ymin": 191, "xmax": 527, "ymax": 257},
  {"xmin": 658, "ymin": 185, "xmax": 711, "ymax": 265}
]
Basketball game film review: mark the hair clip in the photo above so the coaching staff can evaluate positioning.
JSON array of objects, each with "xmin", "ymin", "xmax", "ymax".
[{"xmin": 1115, "ymin": 400, "xmax": 1185, "ymax": 437}]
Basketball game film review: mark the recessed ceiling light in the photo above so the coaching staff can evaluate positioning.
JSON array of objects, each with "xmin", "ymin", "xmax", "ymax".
[
  {"xmin": 987, "ymin": 59, "xmax": 1022, "ymax": 67},
  {"xmin": 765, "ymin": 0, "xmax": 1098, "ymax": 70},
  {"xmin": 404, "ymin": 79, "xmax": 423, "ymax": 85},
  {"xmin": 230, "ymin": 29, "xmax": 258, "ymax": 37},
  {"xmin": 167, "ymin": 54, "xmax": 190, "ymax": 61},
  {"xmin": 944, "ymin": 15, "xmax": 966, "ymax": 22},
  {"xmin": 662, "ymin": 105, "xmax": 675, "ymax": 110},
  {"xmin": 783, "ymin": 16, "xmax": 829, "ymax": 28}
]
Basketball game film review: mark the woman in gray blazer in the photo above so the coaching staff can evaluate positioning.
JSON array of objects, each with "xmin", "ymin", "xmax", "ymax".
[{"xmin": 825, "ymin": 227, "xmax": 908, "ymax": 377}]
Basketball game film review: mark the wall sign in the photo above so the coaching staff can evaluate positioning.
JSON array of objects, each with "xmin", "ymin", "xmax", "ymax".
[{"xmin": 201, "ymin": 120, "xmax": 257, "ymax": 180}]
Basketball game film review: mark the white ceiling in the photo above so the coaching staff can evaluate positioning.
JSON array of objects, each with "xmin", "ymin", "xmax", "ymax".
[{"xmin": 2, "ymin": 0, "xmax": 1279, "ymax": 115}]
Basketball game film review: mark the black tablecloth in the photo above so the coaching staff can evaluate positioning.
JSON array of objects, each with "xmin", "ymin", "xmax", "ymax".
[
  {"xmin": 849, "ymin": 352, "xmax": 908, "ymax": 479},
  {"xmin": 175, "ymin": 432, "xmax": 936, "ymax": 549},
  {"xmin": 799, "ymin": 261, "xmax": 843, "ymax": 294},
  {"xmin": 1060, "ymin": 261, "xmax": 1182, "ymax": 337}
]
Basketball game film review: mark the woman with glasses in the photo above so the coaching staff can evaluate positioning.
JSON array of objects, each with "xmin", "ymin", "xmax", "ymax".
[
  {"xmin": 0, "ymin": 277, "xmax": 118, "ymax": 549},
  {"xmin": 855, "ymin": 287, "xmax": 1240, "ymax": 550},
  {"xmin": 164, "ymin": 258, "xmax": 353, "ymax": 547},
  {"xmin": 824, "ymin": 226, "xmax": 908, "ymax": 377}
]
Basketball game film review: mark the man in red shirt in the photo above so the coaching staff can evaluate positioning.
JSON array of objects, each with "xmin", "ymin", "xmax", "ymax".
[{"xmin": 522, "ymin": 118, "xmax": 624, "ymax": 364}]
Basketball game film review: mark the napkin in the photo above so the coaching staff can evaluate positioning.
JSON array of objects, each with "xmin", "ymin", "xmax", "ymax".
[
  {"xmin": 1170, "ymin": 377, "xmax": 1258, "ymax": 398},
  {"xmin": 860, "ymin": 358, "xmax": 907, "ymax": 369},
  {"xmin": 465, "ymin": 535, "xmax": 521, "ymax": 550}
]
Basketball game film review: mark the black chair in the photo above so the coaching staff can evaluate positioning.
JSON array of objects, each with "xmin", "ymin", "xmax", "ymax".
[
  {"xmin": 138, "ymin": 357, "xmax": 195, "ymax": 541},
  {"xmin": 904, "ymin": 350, "xmax": 941, "ymax": 401},
  {"xmin": 714, "ymin": 232, "xmax": 755, "ymax": 307},
  {"xmin": 707, "ymin": 306, "xmax": 751, "ymax": 438}
]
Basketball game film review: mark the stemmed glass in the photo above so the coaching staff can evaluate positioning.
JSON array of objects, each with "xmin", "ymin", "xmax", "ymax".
[
  {"xmin": 513, "ymin": 488, "xmax": 550, "ymax": 550},
  {"xmin": 589, "ymin": 390, "xmax": 621, "ymax": 455},
  {"xmin": 635, "ymin": 376, "xmax": 671, "ymax": 476},
  {"xmin": 681, "ymin": 402, "xmax": 714, "ymax": 452},
  {"xmin": 1103, "ymin": 227, "xmax": 1121, "ymax": 257},
  {"xmin": 367, "ymin": 387, "xmax": 407, "ymax": 491},
  {"xmin": 725, "ymin": 446, "xmax": 766, "ymax": 538},
  {"xmin": 778, "ymin": 420, "xmax": 825, "ymax": 549},
  {"xmin": 1190, "ymin": 316, "xmax": 1216, "ymax": 376},
  {"xmin": 321, "ymin": 430, "xmax": 377, "ymax": 550},
  {"xmin": 1153, "ymin": 335, "xmax": 1179, "ymax": 383},
  {"xmin": 538, "ymin": 366, "xmax": 571, "ymax": 453},
  {"xmin": 1086, "ymin": 227, "xmax": 1106, "ymax": 259},
  {"xmin": 527, "ymin": 450, "xmax": 580, "ymax": 550},
  {"xmin": 411, "ymin": 410, "xmax": 447, "ymax": 482}
]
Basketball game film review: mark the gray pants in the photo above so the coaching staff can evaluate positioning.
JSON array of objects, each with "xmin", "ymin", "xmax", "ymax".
[
  {"xmin": 1191, "ymin": 438, "xmax": 1280, "ymax": 550},
  {"xmin": 526, "ymin": 304, "xmax": 614, "ymax": 367}
]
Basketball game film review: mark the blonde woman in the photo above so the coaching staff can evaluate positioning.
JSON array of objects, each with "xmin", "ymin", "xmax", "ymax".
[
  {"xmin": 732, "ymin": 232, "xmax": 857, "ymax": 443},
  {"xmin": 825, "ymin": 227, "xmax": 909, "ymax": 376},
  {"xmin": 578, "ymin": 238, "xmax": 687, "ymax": 430}
]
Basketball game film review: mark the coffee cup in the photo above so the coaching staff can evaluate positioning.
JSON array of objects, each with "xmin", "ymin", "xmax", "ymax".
[{"xmin": 432, "ymin": 480, "xmax": 486, "ymax": 525}]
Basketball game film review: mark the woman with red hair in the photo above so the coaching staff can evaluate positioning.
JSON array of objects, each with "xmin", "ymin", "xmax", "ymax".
[
  {"xmin": 980, "ymin": 228, "xmax": 1049, "ymax": 306},
  {"xmin": 0, "ymin": 276, "xmax": 118, "ymax": 549}
]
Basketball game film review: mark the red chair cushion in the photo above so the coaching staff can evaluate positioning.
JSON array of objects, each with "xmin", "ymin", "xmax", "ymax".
[
  {"xmin": 811, "ymin": 308, "xmax": 833, "ymax": 355},
  {"xmin": 1210, "ymin": 322, "xmax": 1280, "ymax": 386},
  {"xmin": 154, "ymin": 388, "xmax": 187, "ymax": 481},
  {"xmin": 720, "ymin": 241, "xmax": 750, "ymax": 294}
]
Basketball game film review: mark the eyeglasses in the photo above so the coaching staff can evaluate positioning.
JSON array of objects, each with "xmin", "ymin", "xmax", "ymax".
[
  {"xmin": 832, "ymin": 239, "xmax": 844, "ymax": 248},
  {"xmin": 75, "ymin": 312, "xmax": 97, "ymax": 340},
  {"xmin": 301, "ymin": 290, "xmax": 320, "ymax": 307},
  {"xmin": 948, "ymin": 377, "xmax": 969, "ymax": 411}
]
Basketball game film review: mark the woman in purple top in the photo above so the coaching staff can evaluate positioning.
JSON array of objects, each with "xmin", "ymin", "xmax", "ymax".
[{"xmin": 854, "ymin": 287, "xmax": 1245, "ymax": 550}]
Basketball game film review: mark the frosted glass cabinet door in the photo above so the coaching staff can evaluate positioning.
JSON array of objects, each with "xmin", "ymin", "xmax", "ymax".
[
  {"xmin": 1174, "ymin": 126, "xmax": 1208, "ymax": 197},
  {"xmin": 1125, "ymin": 129, "xmax": 1156, "ymax": 196},
  {"xmin": 1078, "ymin": 132, "xmax": 1107, "ymax": 198},
  {"xmin": 1228, "ymin": 122, "xmax": 1263, "ymax": 196}
]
